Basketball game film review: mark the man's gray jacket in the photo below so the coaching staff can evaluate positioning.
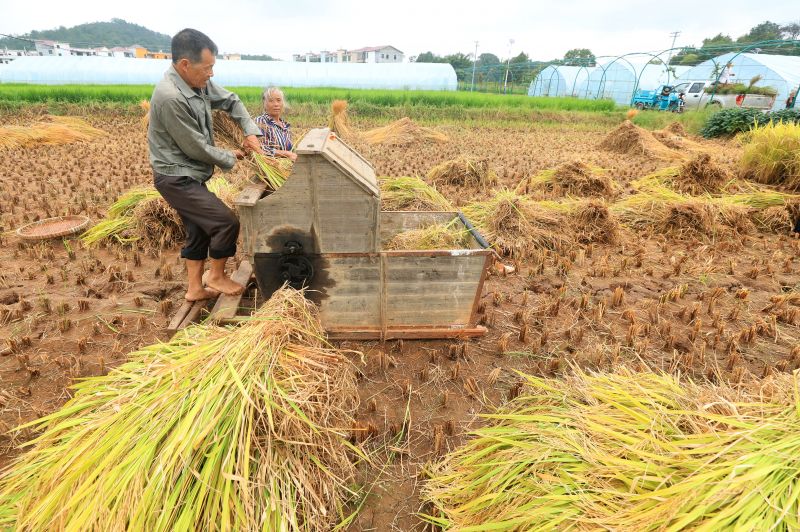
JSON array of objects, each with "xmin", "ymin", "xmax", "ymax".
[{"xmin": 148, "ymin": 65, "xmax": 261, "ymax": 182}]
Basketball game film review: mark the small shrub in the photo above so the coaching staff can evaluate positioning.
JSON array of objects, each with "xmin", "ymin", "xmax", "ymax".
[{"xmin": 701, "ymin": 108, "xmax": 800, "ymax": 138}]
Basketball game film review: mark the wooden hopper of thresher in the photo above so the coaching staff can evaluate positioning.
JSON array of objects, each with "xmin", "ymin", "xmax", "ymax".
[{"xmin": 235, "ymin": 128, "xmax": 490, "ymax": 340}]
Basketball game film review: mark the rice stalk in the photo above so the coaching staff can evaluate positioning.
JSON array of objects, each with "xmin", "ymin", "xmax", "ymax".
[
  {"xmin": 740, "ymin": 121, "xmax": 800, "ymax": 191},
  {"xmin": 385, "ymin": 220, "xmax": 471, "ymax": 250},
  {"xmin": 251, "ymin": 153, "xmax": 293, "ymax": 190},
  {"xmin": 212, "ymin": 109, "xmax": 245, "ymax": 149},
  {"xmin": 517, "ymin": 162, "xmax": 614, "ymax": 198},
  {"xmin": 0, "ymin": 289, "xmax": 360, "ymax": 532},
  {"xmin": 361, "ymin": 117, "xmax": 449, "ymax": 146},
  {"xmin": 329, "ymin": 100, "xmax": 355, "ymax": 138},
  {"xmin": 424, "ymin": 369, "xmax": 800, "ymax": 531},
  {"xmin": 0, "ymin": 116, "xmax": 106, "ymax": 150},
  {"xmin": 428, "ymin": 158, "xmax": 498, "ymax": 189},
  {"xmin": 380, "ymin": 176, "xmax": 453, "ymax": 211},
  {"xmin": 462, "ymin": 189, "xmax": 565, "ymax": 257}
]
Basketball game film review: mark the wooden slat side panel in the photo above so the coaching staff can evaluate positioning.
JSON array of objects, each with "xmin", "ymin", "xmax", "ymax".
[
  {"xmin": 383, "ymin": 255, "xmax": 486, "ymax": 327},
  {"xmin": 314, "ymin": 164, "xmax": 379, "ymax": 253},
  {"xmin": 315, "ymin": 256, "xmax": 381, "ymax": 329}
]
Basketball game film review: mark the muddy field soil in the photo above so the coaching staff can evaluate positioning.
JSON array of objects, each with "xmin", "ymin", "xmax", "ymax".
[{"xmin": 1, "ymin": 109, "xmax": 798, "ymax": 530}]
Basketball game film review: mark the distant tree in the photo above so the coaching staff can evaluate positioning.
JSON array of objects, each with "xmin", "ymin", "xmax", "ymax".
[
  {"xmin": 443, "ymin": 52, "xmax": 473, "ymax": 70},
  {"xmin": 701, "ymin": 33, "xmax": 734, "ymax": 49},
  {"xmin": 781, "ymin": 22, "xmax": 800, "ymax": 40},
  {"xmin": 737, "ymin": 21, "xmax": 783, "ymax": 43},
  {"xmin": 679, "ymin": 53, "xmax": 699, "ymax": 65},
  {"xmin": 563, "ymin": 48, "xmax": 595, "ymax": 65},
  {"xmin": 415, "ymin": 51, "xmax": 442, "ymax": 63},
  {"xmin": 477, "ymin": 53, "xmax": 500, "ymax": 66},
  {"xmin": 509, "ymin": 51, "xmax": 529, "ymax": 64}
]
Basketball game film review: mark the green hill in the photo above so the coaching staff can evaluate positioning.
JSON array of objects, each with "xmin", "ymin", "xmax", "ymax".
[{"xmin": 0, "ymin": 19, "xmax": 171, "ymax": 51}]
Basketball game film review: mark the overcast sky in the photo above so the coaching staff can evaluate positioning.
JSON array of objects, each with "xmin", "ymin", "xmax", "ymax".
[{"xmin": 1, "ymin": 0, "xmax": 796, "ymax": 61}]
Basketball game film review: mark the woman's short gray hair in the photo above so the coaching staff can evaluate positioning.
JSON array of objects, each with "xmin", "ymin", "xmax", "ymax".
[{"xmin": 262, "ymin": 86, "xmax": 288, "ymax": 111}]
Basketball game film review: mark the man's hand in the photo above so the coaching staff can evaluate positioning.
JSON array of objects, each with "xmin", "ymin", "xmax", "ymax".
[
  {"xmin": 243, "ymin": 135, "xmax": 264, "ymax": 155},
  {"xmin": 233, "ymin": 149, "xmax": 246, "ymax": 160}
]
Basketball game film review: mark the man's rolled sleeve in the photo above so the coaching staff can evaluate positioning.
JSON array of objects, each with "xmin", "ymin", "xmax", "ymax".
[{"xmin": 160, "ymin": 98, "xmax": 236, "ymax": 170}]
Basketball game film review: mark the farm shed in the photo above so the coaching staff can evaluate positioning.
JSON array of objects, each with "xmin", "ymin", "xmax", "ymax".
[
  {"xmin": 678, "ymin": 53, "xmax": 800, "ymax": 111},
  {"xmin": 528, "ymin": 65, "xmax": 593, "ymax": 98},
  {"xmin": 577, "ymin": 57, "xmax": 676, "ymax": 106},
  {"xmin": 0, "ymin": 56, "xmax": 457, "ymax": 91}
]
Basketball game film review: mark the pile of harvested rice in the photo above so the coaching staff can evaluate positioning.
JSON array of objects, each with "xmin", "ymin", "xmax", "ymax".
[
  {"xmin": 380, "ymin": 176, "xmax": 453, "ymax": 211},
  {"xmin": 751, "ymin": 205, "xmax": 793, "ymax": 232},
  {"xmin": 428, "ymin": 157, "xmax": 498, "ymax": 189},
  {"xmin": 424, "ymin": 369, "xmax": 800, "ymax": 531},
  {"xmin": 674, "ymin": 153, "xmax": 732, "ymax": 194},
  {"xmin": 385, "ymin": 221, "xmax": 470, "ymax": 250},
  {"xmin": 569, "ymin": 199, "xmax": 620, "ymax": 244},
  {"xmin": 81, "ymin": 178, "xmax": 237, "ymax": 249},
  {"xmin": 518, "ymin": 161, "xmax": 614, "ymax": 198},
  {"xmin": 130, "ymin": 195, "xmax": 185, "ymax": 250},
  {"xmin": 659, "ymin": 201, "xmax": 714, "ymax": 236},
  {"xmin": 599, "ymin": 120, "xmax": 682, "ymax": 160},
  {"xmin": 362, "ymin": 117, "xmax": 449, "ymax": 146},
  {"xmin": 0, "ymin": 116, "xmax": 106, "ymax": 150},
  {"xmin": 0, "ymin": 289, "xmax": 360, "ymax": 531},
  {"xmin": 462, "ymin": 190, "xmax": 565, "ymax": 257}
]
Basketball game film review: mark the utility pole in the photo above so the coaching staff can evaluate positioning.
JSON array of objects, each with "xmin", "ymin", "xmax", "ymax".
[
  {"xmin": 666, "ymin": 30, "xmax": 681, "ymax": 65},
  {"xmin": 470, "ymin": 40, "xmax": 479, "ymax": 92},
  {"xmin": 503, "ymin": 38, "xmax": 514, "ymax": 94}
]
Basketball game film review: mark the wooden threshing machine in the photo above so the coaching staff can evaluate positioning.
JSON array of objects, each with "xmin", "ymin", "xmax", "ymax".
[{"xmin": 235, "ymin": 128, "xmax": 491, "ymax": 340}]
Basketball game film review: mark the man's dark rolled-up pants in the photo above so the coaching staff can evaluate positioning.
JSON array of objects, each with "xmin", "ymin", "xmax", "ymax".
[{"xmin": 154, "ymin": 172, "xmax": 239, "ymax": 260}]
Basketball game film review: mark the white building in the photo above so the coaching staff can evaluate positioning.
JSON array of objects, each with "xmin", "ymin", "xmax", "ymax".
[
  {"xmin": 34, "ymin": 40, "xmax": 70, "ymax": 56},
  {"xmin": 294, "ymin": 45, "xmax": 404, "ymax": 63}
]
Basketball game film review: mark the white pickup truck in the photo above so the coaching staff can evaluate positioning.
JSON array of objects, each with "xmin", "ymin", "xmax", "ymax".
[{"xmin": 674, "ymin": 81, "xmax": 776, "ymax": 111}]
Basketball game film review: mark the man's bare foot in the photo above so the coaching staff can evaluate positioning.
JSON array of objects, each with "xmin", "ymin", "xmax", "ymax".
[
  {"xmin": 185, "ymin": 287, "xmax": 220, "ymax": 302},
  {"xmin": 206, "ymin": 275, "xmax": 245, "ymax": 296}
]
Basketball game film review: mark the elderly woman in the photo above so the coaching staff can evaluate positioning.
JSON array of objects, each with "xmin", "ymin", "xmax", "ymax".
[{"xmin": 254, "ymin": 87, "xmax": 296, "ymax": 161}]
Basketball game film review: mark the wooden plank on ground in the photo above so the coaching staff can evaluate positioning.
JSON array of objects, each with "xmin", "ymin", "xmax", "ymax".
[
  {"xmin": 207, "ymin": 261, "xmax": 254, "ymax": 323},
  {"xmin": 167, "ymin": 271, "xmax": 212, "ymax": 335}
]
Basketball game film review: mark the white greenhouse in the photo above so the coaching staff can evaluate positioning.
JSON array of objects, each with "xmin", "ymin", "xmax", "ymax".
[
  {"xmin": 678, "ymin": 53, "xmax": 800, "ymax": 111},
  {"xmin": 527, "ymin": 65, "xmax": 592, "ymax": 97},
  {"xmin": 576, "ymin": 58, "xmax": 678, "ymax": 106},
  {"xmin": 528, "ymin": 61, "xmax": 692, "ymax": 105},
  {"xmin": 0, "ymin": 56, "xmax": 458, "ymax": 91}
]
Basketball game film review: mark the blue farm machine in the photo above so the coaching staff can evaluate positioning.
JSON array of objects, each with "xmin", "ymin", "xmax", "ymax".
[{"xmin": 631, "ymin": 85, "xmax": 685, "ymax": 113}]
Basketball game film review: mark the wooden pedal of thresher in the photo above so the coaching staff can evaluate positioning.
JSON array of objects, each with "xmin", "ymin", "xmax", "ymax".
[
  {"xmin": 207, "ymin": 260, "xmax": 254, "ymax": 324},
  {"xmin": 166, "ymin": 271, "xmax": 212, "ymax": 335}
]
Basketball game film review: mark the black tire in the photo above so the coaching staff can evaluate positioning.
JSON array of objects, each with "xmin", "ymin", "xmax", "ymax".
[
  {"xmin": 705, "ymin": 100, "xmax": 722, "ymax": 109},
  {"xmin": 635, "ymin": 103, "xmax": 645, "ymax": 110}
]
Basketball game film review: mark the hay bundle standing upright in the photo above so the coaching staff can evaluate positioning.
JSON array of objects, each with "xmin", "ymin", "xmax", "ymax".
[{"xmin": 148, "ymin": 28, "xmax": 263, "ymax": 300}]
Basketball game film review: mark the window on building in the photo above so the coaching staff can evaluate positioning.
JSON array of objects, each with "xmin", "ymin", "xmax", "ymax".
[{"xmin": 393, "ymin": 54, "xmax": 397, "ymax": 60}]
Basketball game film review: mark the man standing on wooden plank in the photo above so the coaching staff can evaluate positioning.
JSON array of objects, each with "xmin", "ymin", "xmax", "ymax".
[{"xmin": 148, "ymin": 28, "xmax": 262, "ymax": 301}]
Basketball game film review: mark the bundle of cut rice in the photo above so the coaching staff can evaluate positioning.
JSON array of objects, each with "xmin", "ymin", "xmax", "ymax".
[
  {"xmin": 424, "ymin": 369, "xmax": 800, "ymax": 531},
  {"xmin": 0, "ymin": 289, "xmax": 360, "ymax": 532}
]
